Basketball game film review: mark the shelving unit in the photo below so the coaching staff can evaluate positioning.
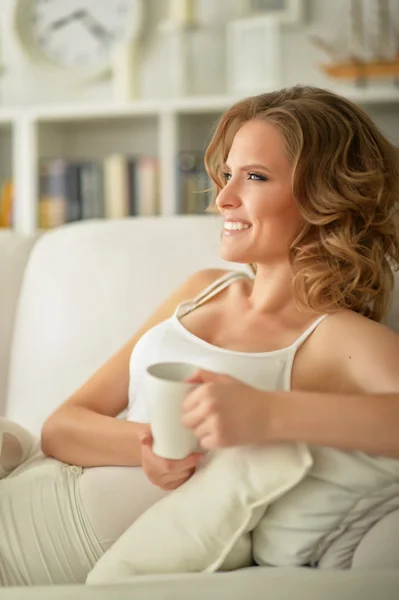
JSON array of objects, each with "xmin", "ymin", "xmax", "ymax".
[{"xmin": 2, "ymin": 87, "xmax": 399, "ymax": 235}]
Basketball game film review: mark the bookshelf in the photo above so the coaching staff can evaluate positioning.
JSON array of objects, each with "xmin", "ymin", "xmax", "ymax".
[{"xmin": 2, "ymin": 88, "xmax": 399, "ymax": 235}]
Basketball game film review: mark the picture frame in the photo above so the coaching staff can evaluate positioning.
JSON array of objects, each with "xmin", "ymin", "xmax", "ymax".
[
  {"xmin": 241, "ymin": 0, "xmax": 304, "ymax": 25},
  {"xmin": 226, "ymin": 15, "xmax": 282, "ymax": 96}
]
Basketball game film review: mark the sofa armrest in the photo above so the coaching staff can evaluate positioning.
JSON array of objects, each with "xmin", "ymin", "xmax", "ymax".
[{"xmin": 0, "ymin": 232, "xmax": 39, "ymax": 416}]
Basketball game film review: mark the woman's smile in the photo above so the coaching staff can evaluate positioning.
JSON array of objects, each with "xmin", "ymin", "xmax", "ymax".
[{"xmin": 222, "ymin": 220, "xmax": 252, "ymax": 236}]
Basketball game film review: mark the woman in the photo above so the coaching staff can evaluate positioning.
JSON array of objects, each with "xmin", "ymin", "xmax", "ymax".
[{"xmin": 2, "ymin": 85, "xmax": 399, "ymax": 586}]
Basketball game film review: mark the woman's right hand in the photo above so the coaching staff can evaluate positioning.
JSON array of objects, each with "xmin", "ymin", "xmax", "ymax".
[{"xmin": 140, "ymin": 432, "xmax": 203, "ymax": 491}]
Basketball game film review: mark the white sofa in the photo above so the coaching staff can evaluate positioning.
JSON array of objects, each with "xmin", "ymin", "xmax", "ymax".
[{"xmin": 1, "ymin": 215, "xmax": 399, "ymax": 599}]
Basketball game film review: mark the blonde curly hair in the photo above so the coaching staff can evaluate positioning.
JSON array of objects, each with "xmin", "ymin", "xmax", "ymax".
[{"xmin": 205, "ymin": 85, "xmax": 399, "ymax": 322}]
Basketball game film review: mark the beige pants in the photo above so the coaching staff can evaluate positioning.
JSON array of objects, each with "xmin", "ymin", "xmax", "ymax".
[{"xmin": 0, "ymin": 419, "xmax": 167, "ymax": 586}]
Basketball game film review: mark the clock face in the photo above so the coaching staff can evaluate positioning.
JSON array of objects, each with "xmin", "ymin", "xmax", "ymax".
[{"xmin": 15, "ymin": 0, "xmax": 142, "ymax": 70}]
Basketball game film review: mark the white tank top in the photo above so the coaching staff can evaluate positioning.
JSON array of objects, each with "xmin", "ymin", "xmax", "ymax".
[{"xmin": 127, "ymin": 271, "xmax": 328, "ymax": 423}]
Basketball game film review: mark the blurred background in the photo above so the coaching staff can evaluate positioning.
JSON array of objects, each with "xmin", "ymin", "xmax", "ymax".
[{"xmin": 0, "ymin": 0, "xmax": 398, "ymax": 234}]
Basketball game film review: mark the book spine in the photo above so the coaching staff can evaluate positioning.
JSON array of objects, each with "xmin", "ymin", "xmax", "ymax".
[
  {"xmin": 80, "ymin": 161, "xmax": 105, "ymax": 220},
  {"xmin": 127, "ymin": 159, "xmax": 137, "ymax": 216},
  {"xmin": 0, "ymin": 179, "xmax": 13, "ymax": 228},
  {"xmin": 38, "ymin": 159, "xmax": 67, "ymax": 229},
  {"xmin": 65, "ymin": 162, "xmax": 82, "ymax": 222},
  {"xmin": 136, "ymin": 157, "xmax": 160, "ymax": 216},
  {"xmin": 103, "ymin": 154, "xmax": 129, "ymax": 219}
]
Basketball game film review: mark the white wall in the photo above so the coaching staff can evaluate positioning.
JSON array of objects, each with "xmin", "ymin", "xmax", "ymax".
[{"xmin": 0, "ymin": 0, "xmax": 398, "ymax": 141}]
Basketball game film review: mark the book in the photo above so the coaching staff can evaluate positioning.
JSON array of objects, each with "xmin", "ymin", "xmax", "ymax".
[
  {"xmin": 0, "ymin": 180, "xmax": 13, "ymax": 228},
  {"xmin": 135, "ymin": 157, "xmax": 160, "ymax": 216},
  {"xmin": 103, "ymin": 153, "xmax": 129, "ymax": 219},
  {"xmin": 80, "ymin": 161, "xmax": 105, "ymax": 220},
  {"xmin": 127, "ymin": 158, "xmax": 137, "ymax": 216},
  {"xmin": 38, "ymin": 159, "xmax": 67, "ymax": 229}
]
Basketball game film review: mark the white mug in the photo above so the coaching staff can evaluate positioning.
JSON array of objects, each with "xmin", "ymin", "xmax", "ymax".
[{"xmin": 144, "ymin": 362, "xmax": 202, "ymax": 460}]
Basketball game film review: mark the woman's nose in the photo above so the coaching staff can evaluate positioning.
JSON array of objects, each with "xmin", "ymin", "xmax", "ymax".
[{"xmin": 216, "ymin": 184, "xmax": 241, "ymax": 211}]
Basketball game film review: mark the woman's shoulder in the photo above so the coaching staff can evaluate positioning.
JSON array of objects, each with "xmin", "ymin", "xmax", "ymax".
[
  {"xmin": 323, "ymin": 308, "xmax": 399, "ymax": 340},
  {"xmin": 320, "ymin": 308, "xmax": 399, "ymax": 376},
  {"xmin": 295, "ymin": 309, "xmax": 399, "ymax": 395}
]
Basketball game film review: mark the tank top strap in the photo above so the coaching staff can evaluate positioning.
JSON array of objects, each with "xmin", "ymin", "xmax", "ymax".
[
  {"xmin": 177, "ymin": 270, "xmax": 252, "ymax": 318},
  {"xmin": 290, "ymin": 314, "xmax": 329, "ymax": 350}
]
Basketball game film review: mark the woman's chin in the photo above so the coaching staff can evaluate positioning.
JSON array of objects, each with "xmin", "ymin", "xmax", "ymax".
[{"xmin": 219, "ymin": 246, "xmax": 249, "ymax": 264}]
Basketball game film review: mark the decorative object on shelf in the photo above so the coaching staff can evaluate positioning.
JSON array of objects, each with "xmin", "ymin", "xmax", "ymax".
[
  {"xmin": 241, "ymin": 0, "xmax": 304, "ymax": 24},
  {"xmin": 170, "ymin": 0, "xmax": 197, "ymax": 27},
  {"xmin": 156, "ymin": 0, "xmax": 199, "ymax": 97},
  {"xmin": 111, "ymin": 34, "xmax": 142, "ymax": 101},
  {"xmin": 226, "ymin": 15, "xmax": 282, "ymax": 95},
  {"xmin": 311, "ymin": 0, "xmax": 399, "ymax": 86},
  {"xmin": 10, "ymin": 0, "xmax": 144, "ymax": 83}
]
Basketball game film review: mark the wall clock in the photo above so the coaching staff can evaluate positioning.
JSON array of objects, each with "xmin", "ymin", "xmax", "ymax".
[{"xmin": 11, "ymin": 0, "xmax": 143, "ymax": 80}]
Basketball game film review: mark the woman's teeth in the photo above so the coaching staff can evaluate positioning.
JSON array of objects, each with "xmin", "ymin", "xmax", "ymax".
[{"xmin": 223, "ymin": 222, "xmax": 250, "ymax": 231}]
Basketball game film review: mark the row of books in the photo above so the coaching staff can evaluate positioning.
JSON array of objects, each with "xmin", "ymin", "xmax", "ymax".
[
  {"xmin": 0, "ymin": 151, "xmax": 213, "ymax": 230},
  {"xmin": 39, "ymin": 151, "xmax": 212, "ymax": 229},
  {"xmin": 38, "ymin": 154, "xmax": 160, "ymax": 229}
]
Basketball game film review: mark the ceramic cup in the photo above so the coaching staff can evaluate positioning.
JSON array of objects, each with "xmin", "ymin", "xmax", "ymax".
[{"xmin": 144, "ymin": 361, "xmax": 201, "ymax": 460}]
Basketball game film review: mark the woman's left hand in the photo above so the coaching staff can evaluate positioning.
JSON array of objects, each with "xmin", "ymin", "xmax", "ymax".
[{"xmin": 181, "ymin": 369, "xmax": 270, "ymax": 450}]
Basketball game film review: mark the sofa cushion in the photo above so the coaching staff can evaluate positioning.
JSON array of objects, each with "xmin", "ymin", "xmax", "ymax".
[
  {"xmin": 5, "ymin": 216, "xmax": 238, "ymax": 434},
  {"xmin": 86, "ymin": 443, "xmax": 312, "ymax": 583},
  {"xmin": 253, "ymin": 447, "xmax": 399, "ymax": 568},
  {"xmin": 351, "ymin": 509, "xmax": 399, "ymax": 569}
]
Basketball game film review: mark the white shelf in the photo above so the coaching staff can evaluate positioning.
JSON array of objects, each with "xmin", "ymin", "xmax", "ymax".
[
  {"xmin": 26, "ymin": 95, "xmax": 235, "ymax": 122},
  {"xmin": 2, "ymin": 87, "xmax": 399, "ymax": 125}
]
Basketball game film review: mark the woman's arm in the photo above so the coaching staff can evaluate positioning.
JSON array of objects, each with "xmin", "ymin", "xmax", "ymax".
[
  {"xmin": 41, "ymin": 268, "xmax": 228, "ymax": 468},
  {"xmin": 270, "ymin": 389, "xmax": 399, "ymax": 458},
  {"xmin": 273, "ymin": 313, "xmax": 399, "ymax": 457}
]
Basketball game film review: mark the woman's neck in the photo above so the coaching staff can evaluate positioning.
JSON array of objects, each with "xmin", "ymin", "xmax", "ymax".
[{"xmin": 247, "ymin": 262, "xmax": 297, "ymax": 315}]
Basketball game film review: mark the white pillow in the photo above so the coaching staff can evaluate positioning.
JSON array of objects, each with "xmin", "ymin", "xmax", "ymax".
[
  {"xmin": 253, "ymin": 446, "xmax": 399, "ymax": 568},
  {"xmin": 86, "ymin": 443, "xmax": 312, "ymax": 583}
]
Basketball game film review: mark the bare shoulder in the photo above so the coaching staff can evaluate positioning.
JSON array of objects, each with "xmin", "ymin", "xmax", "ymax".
[
  {"xmin": 322, "ymin": 309, "xmax": 399, "ymax": 349},
  {"xmin": 314, "ymin": 309, "xmax": 399, "ymax": 394}
]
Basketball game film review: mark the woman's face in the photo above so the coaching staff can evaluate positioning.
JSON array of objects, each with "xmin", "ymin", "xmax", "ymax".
[{"xmin": 216, "ymin": 119, "xmax": 303, "ymax": 266}]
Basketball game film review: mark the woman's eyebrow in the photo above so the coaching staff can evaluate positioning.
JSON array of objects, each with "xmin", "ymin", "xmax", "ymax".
[{"xmin": 223, "ymin": 162, "xmax": 272, "ymax": 174}]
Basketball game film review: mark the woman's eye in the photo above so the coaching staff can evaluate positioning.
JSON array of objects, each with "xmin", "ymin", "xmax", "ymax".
[
  {"xmin": 248, "ymin": 172, "xmax": 267, "ymax": 181},
  {"xmin": 222, "ymin": 172, "xmax": 232, "ymax": 182}
]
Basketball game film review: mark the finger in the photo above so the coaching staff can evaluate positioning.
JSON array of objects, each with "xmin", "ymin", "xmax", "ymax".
[
  {"xmin": 139, "ymin": 431, "xmax": 153, "ymax": 445},
  {"xmin": 193, "ymin": 421, "xmax": 220, "ymax": 450},
  {"xmin": 162, "ymin": 467, "xmax": 194, "ymax": 484},
  {"xmin": 182, "ymin": 385, "xmax": 203, "ymax": 412},
  {"xmin": 184, "ymin": 368, "xmax": 227, "ymax": 384},
  {"xmin": 162, "ymin": 465, "xmax": 199, "ymax": 488},
  {"xmin": 198, "ymin": 434, "xmax": 218, "ymax": 451},
  {"xmin": 144, "ymin": 445, "xmax": 203, "ymax": 471},
  {"xmin": 181, "ymin": 399, "xmax": 211, "ymax": 430}
]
